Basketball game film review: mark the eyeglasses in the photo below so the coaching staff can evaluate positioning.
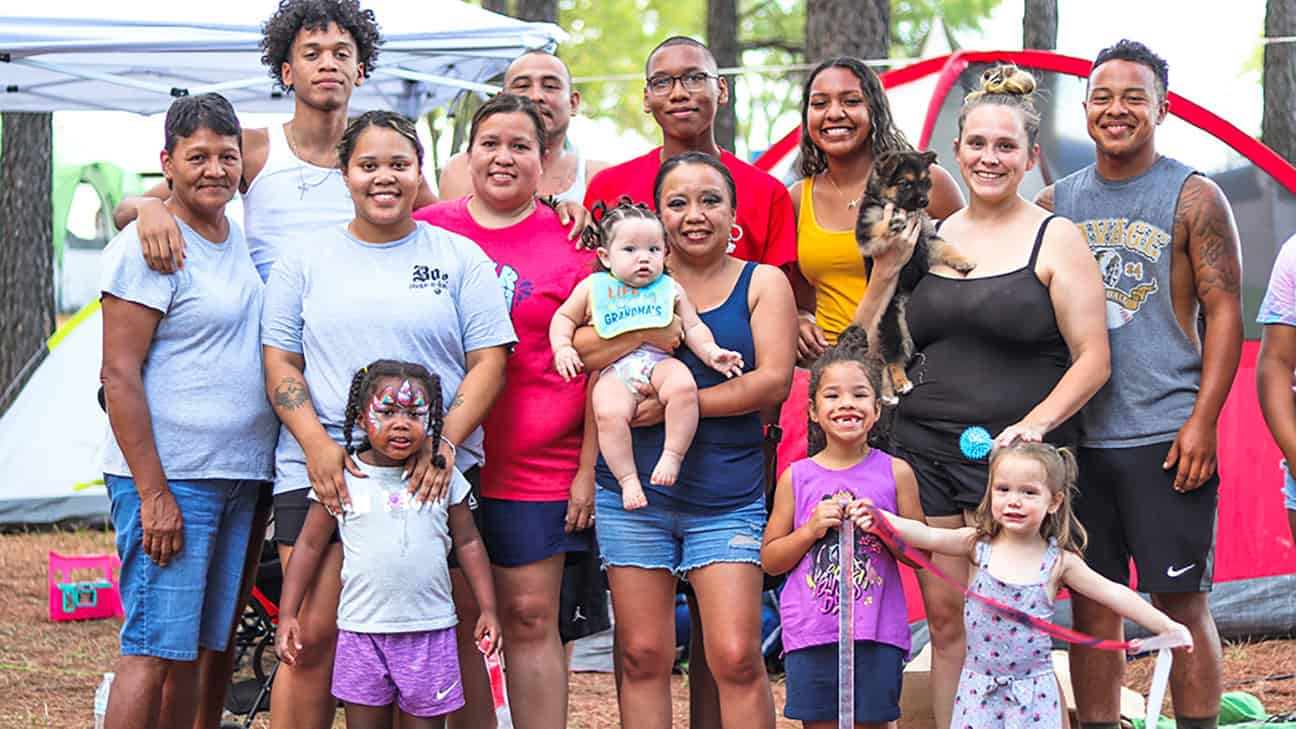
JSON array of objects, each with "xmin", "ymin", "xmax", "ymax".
[{"xmin": 646, "ymin": 71, "xmax": 718, "ymax": 96}]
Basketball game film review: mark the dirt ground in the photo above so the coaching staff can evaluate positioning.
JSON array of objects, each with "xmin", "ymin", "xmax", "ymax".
[{"xmin": 3, "ymin": 528, "xmax": 1292, "ymax": 728}]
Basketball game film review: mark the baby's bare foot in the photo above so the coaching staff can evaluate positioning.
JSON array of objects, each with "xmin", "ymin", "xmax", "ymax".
[
  {"xmin": 621, "ymin": 481, "xmax": 648, "ymax": 510},
  {"xmin": 651, "ymin": 450, "xmax": 683, "ymax": 487}
]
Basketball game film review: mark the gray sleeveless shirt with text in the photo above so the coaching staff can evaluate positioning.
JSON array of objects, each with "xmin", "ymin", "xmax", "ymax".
[{"xmin": 1054, "ymin": 156, "xmax": 1199, "ymax": 448}]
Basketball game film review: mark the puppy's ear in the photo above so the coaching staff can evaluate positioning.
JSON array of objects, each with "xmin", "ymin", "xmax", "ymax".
[
  {"xmin": 874, "ymin": 152, "xmax": 901, "ymax": 180},
  {"xmin": 918, "ymin": 150, "xmax": 938, "ymax": 168}
]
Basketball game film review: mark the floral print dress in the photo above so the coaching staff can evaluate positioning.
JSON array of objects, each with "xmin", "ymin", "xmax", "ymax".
[{"xmin": 951, "ymin": 538, "xmax": 1062, "ymax": 729}]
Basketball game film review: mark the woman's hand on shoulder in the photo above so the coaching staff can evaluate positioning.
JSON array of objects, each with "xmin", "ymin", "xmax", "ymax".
[
  {"xmin": 406, "ymin": 436, "xmax": 457, "ymax": 506},
  {"xmin": 302, "ymin": 438, "xmax": 364, "ymax": 514},
  {"xmin": 553, "ymin": 199, "xmax": 592, "ymax": 245}
]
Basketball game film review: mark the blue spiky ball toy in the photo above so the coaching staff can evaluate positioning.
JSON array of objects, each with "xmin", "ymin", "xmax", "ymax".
[{"xmin": 960, "ymin": 426, "xmax": 993, "ymax": 460}]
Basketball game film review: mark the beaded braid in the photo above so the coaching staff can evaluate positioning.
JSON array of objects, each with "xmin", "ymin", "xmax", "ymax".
[
  {"xmin": 341, "ymin": 367, "xmax": 370, "ymax": 455},
  {"xmin": 805, "ymin": 325, "xmax": 884, "ymax": 457},
  {"xmin": 341, "ymin": 359, "xmax": 447, "ymax": 463},
  {"xmin": 584, "ymin": 195, "xmax": 666, "ymax": 272}
]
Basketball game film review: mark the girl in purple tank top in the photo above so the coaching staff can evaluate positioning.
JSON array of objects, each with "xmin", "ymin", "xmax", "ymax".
[{"xmin": 762, "ymin": 327, "xmax": 926, "ymax": 727}]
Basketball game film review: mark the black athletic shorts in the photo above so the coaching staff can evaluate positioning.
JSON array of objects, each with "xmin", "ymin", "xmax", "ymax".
[
  {"xmin": 891, "ymin": 444, "xmax": 989, "ymax": 517},
  {"xmin": 272, "ymin": 466, "xmax": 483, "ymax": 560},
  {"xmin": 1075, "ymin": 443, "xmax": 1218, "ymax": 593},
  {"xmin": 559, "ymin": 547, "xmax": 612, "ymax": 643}
]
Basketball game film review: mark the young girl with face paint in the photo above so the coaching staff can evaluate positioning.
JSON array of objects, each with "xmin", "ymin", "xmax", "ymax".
[{"xmin": 275, "ymin": 359, "xmax": 501, "ymax": 729}]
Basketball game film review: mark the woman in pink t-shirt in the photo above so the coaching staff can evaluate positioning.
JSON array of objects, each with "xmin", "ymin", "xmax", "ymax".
[{"xmin": 414, "ymin": 94, "xmax": 618, "ymax": 729}]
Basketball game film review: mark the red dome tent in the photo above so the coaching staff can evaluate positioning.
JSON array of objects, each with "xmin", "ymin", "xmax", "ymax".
[{"xmin": 755, "ymin": 50, "xmax": 1296, "ymax": 641}]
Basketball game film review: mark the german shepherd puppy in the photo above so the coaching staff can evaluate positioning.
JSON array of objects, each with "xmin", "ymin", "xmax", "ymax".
[{"xmin": 856, "ymin": 150, "xmax": 975, "ymax": 403}]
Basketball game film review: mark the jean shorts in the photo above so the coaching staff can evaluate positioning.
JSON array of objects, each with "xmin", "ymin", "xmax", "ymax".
[
  {"xmin": 593, "ymin": 487, "xmax": 764, "ymax": 577},
  {"xmin": 107, "ymin": 475, "xmax": 261, "ymax": 660},
  {"xmin": 1283, "ymin": 461, "xmax": 1296, "ymax": 511}
]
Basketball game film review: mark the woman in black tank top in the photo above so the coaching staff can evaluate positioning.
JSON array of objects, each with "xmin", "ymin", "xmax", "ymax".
[{"xmin": 852, "ymin": 64, "xmax": 1110, "ymax": 729}]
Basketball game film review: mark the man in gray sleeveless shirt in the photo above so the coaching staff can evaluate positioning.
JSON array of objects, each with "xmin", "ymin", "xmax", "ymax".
[{"xmin": 1038, "ymin": 40, "xmax": 1243, "ymax": 729}]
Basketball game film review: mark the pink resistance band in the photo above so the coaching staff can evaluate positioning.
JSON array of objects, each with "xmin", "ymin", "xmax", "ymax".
[
  {"xmin": 864, "ymin": 505, "xmax": 1187, "ymax": 726},
  {"xmin": 864, "ymin": 504, "xmax": 1181, "ymax": 653}
]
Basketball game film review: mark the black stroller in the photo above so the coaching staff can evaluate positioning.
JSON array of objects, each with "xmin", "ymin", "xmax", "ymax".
[{"xmin": 220, "ymin": 540, "xmax": 282, "ymax": 729}]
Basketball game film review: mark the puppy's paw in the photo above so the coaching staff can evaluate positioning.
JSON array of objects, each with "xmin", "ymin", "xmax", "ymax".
[
  {"xmin": 947, "ymin": 255, "xmax": 976, "ymax": 275},
  {"xmin": 881, "ymin": 394, "xmax": 901, "ymax": 407},
  {"xmin": 887, "ymin": 210, "xmax": 909, "ymax": 236}
]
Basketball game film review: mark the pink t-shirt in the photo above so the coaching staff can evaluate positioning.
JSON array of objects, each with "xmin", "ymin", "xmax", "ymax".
[{"xmin": 414, "ymin": 199, "xmax": 592, "ymax": 501}]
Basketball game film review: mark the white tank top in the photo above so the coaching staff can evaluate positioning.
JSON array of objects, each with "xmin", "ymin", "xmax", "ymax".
[
  {"xmin": 553, "ymin": 144, "xmax": 586, "ymax": 204},
  {"xmin": 242, "ymin": 123, "xmax": 354, "ymax": 281}
]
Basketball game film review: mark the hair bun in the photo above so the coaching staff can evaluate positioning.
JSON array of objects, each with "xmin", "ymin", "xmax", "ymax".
[
  {"xmin": 835, "ymin": 325, "xmax": 871, "ymax": 355},
  {"xmin": 978, "ymin": 64, "xmax": 1037, "ymax": 97}
]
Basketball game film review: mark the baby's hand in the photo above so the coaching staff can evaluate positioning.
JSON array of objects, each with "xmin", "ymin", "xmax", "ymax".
[
  {"xmin": 553, "ymin": 345, "xmax": 584, "ymax": 381},
  {"xmin": 275, "ymin": 616, "xmax": 304, "ymax": 665},
  {"xmin": 805, "ymin": 498, "xmax": 844, "ymax": 540},
  {"xmin": 706, "ymin": 345, "xmax": 744, "ymax": 378},
  {"xmin": 476, "ymin": 611, "xmax": 503, "ymax": 657}
]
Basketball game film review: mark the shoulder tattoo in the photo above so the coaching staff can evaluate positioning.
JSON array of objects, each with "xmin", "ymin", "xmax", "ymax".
[{"xmin": 1177, "ymin": 177, "xmax": 1241, "ymax": 298}]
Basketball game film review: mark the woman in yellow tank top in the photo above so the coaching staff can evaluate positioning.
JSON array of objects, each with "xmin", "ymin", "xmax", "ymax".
[
  {"xmin": 777, "ymin": 57, "xmax": 964, "ymax": 473},
  {"xmin": 791, "ymin": 57, "xmax": 963, "ymax": 360}
]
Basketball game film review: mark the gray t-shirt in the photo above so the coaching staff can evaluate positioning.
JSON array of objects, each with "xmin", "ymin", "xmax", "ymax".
[
  {"xmin": 261, "ymin": 222, "xmax": 516, "ymax": 494},
  {"xmin": 100, "ymin": 218, "xmax": 277, "ymax": 481},
  {"xmin": 312, "ymin": 462, "xmax": 472, "ymax": 633}
]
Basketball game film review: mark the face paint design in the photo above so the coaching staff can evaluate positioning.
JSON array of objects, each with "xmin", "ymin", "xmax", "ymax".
[
  {"xmin": 395, "ymin": 379, "xmax": 429, "ymax": 414},
  {"xmin": 362, "ymin": 378, "xmax": 433, "ymax": 465}
]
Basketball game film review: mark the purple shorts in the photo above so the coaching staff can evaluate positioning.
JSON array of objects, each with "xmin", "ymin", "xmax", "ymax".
[{"xmin": 332, "ymin": 627, "xmax": 464, "ymax": 717}]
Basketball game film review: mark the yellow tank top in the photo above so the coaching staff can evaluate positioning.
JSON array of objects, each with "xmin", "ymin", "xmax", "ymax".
[{"xmin": 796, "ymin": 177, "xmax": 867, "ymax": 344}]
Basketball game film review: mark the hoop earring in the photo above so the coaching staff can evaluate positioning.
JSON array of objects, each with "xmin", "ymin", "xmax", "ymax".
[{"xmin": 729, "ymin": 224, "xmax": 743, "ymax": 243}]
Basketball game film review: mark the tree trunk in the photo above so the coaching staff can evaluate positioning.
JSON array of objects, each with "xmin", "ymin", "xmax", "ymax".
[
  {"xmin": 515, "ymin": 0, "xmax": 557, "ymax": 23},
  {"xmin": 1263, "ymin": 0, "xmax": 1296, "ymax": 164},
  {"xmin": 806, "ymin": 0, "xmax": 889, "ymax": 64},
  {"xmin": 481, "ymin": 0, "xmax": 510, "ymax": 15},
  {"xmin": 0, "ymin": 112, "xmax": 55, "ymax": 414},
  {"xmin": 1022, "ymin": 0, "xmax": 1058, "ymax": 50},
  {"xmin": 708, "ymin": 0, "xmax": 740, "ymax": 153}
]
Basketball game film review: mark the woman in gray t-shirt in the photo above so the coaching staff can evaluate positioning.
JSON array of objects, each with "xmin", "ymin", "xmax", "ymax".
[
  {"xmin": 260, "ymin": 111, "xmax": 515, "ymax": 727},
  {"xmin": 99, "ymin": 94, "xmax": 278, "ymax": 729}
]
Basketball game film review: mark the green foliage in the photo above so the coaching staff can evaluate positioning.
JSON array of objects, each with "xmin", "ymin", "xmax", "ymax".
[
  {"xmin": 558, "ymin": 0, "xmax": 704, "ymax": 139},
  {"xmin": 892, "ymin": 0, "xmax": 1003, "ymax": 57}
]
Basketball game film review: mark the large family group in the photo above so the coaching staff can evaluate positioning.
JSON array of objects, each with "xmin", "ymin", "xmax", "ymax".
[{"xmin": 91, "ymin": 1, "xmax": 1296, "ymax": 729}]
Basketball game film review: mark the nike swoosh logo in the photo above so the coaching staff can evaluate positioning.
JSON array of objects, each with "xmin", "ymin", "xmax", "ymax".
[
  {"xmin": 434, "ymin": 681, "xmax": 459, "ymax": 701},
  {"xmin": 1166, "ymin": 563, "xmax": 1196, "ymax": 578}
]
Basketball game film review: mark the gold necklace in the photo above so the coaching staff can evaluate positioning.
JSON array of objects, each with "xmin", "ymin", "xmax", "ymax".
[{"xmin": 821, "ymin": 171, "xmax": 863, "ymax": 209}]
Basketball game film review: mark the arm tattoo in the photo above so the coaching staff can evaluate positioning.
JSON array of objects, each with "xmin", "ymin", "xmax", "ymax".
[
  {"xmin": 273, "ymin": 377, "xmax": 310, "ymax": 411},
  {"xmin": 1178, "ymin": 178, "xmax": 1242, "ymax": 298},
  {"xmin": 447, "ymin": 394, "xmax": 465, "ymax": 412}
]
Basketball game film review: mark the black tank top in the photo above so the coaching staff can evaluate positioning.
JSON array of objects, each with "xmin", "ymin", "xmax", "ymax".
[{"xmin": 893, "ymin": 216, "xmax": 1077, "ymax": 459}]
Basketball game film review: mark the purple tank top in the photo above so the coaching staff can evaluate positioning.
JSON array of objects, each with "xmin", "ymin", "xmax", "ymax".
[{"xmin": 780, "ymin": 451, "xmax": 911, "ymax": 654}]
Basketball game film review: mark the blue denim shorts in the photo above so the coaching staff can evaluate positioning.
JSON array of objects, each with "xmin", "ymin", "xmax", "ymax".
[
  {"xmin": 1283, "ymin": 461, "xmax": 1296, "ymax": 511},
  {"xmin": 593, "ymin": 487, "xmax": 764, "ymax": 577},
  {"xmin": 107, "ymin": 475, "xmax": 262, "ymax": 660}
]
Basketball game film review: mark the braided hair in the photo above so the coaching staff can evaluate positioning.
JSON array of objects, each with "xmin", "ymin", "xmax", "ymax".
[
  {"xmin": 806, "ymin": 325, "xmax": 884, "ymax": 457},
  {"xmin": 581, "ymin": 195, "xmax": 666, "ymax": 273},
  {"xmin": 341, "ymin": 359, "xmax": 446, "ymax": 468}
]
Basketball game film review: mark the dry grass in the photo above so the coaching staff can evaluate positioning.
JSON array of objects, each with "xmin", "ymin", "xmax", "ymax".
[{"xmin": 1, "ymin": 529, "xmax": 1290, "ymax": 727}]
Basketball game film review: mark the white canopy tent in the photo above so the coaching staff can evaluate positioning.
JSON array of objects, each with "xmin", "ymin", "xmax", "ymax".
[
  {"xmin": 0, "ymin": 1, "xmax": 564, "ymax": 526},
  {"xmin": 0, "ymin": 0, "xmax": 566, "ymax": 116}
]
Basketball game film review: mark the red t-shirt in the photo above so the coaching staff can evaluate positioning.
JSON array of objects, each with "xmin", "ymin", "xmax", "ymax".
[
  {"xmin": 583, "ymin": 148, "xmax": 796, "ymax": 268},
  {"xmin": 414, "ymin": 199, "xmax": 592, "ymax": 502}
]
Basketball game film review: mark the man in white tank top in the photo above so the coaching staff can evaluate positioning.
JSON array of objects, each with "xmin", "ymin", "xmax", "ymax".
[{"xmin": 439, "ymin": 51, "xmax": 608, "ymax": 203}]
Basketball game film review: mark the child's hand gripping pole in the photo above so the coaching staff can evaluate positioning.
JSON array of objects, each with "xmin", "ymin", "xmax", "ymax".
[{"xmin": 838, "ymin": 496, "xmax": 854, "ymax": 729}]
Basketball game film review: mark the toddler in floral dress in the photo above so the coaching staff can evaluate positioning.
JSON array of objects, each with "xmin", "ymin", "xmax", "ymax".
[{"xmin": 856, "ymin": 441, "xmax": 1192, "ymax": 729}]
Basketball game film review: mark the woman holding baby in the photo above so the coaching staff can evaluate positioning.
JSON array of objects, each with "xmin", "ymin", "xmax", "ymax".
[
  {"xmin": 854, "ymin": 64, "xmax": 1110, "ymax": 729},
  {"xmin": 574, "ymin": 151, "xmax": 796, "ymax": 729}
]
